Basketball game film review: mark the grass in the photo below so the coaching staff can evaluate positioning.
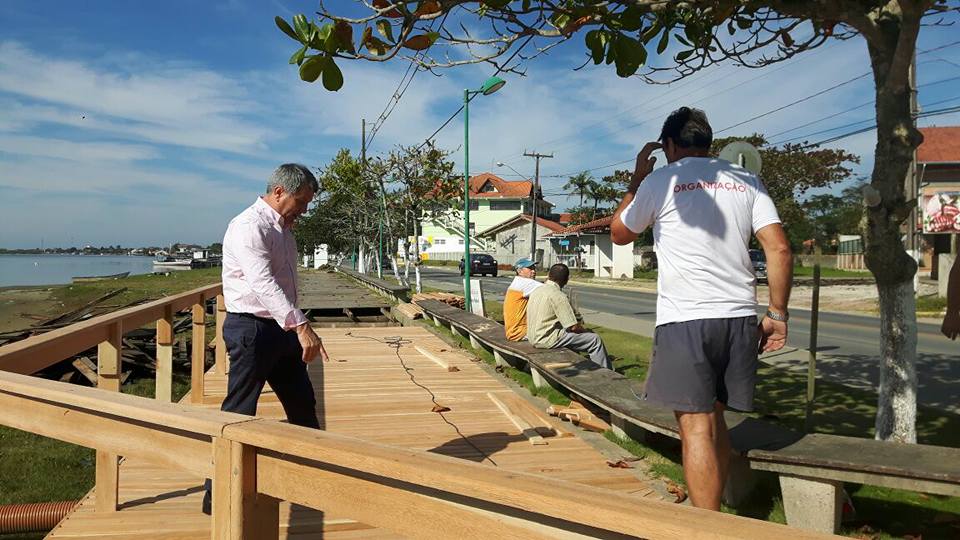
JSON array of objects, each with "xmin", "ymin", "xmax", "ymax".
[
  {"xmin": 792, "ymin": 266, "xmax": 872, "ymax": 278},
  {"xmin": 422, "ymin": 293, "xmax": 960, "ymax": 538},
  {"xmin": 51, "ymin": 267, "xmax": 222, "ymax": 314},
  {"xmin": 917, "ymin": 294, "xmax": 947, "ymax": 313}
]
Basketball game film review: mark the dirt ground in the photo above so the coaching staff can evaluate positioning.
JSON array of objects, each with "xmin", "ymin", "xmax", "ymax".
[
  {"xmin": 759, "ymin": 281, "xmax": 939, "ymax": 313},
  {"xmin": 0, "ymin": 287, "xmax": 63, "ymax": 333}
]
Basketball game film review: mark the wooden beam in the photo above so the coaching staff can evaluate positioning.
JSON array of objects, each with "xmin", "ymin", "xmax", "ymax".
[
  {"xmin": 191, "ymin": 296, "xmax": 206, "ymax": 404},
  {"xmin": 255, "ymin": 451, "xmax": 560, "ymax": 540},
  {"xmin": 0, "ymin": 390, "xmax": 214, "ymax": 477},
  {"xmin": 95, "ymin": 321, "xmax": 122, "ymax": 512},
  {"xmin": 487, "ymin": 392, "xmax": 546, "ymax": 445},
  {"xmin": 156, "ymin": 305, "xmax": 174, "ymax": 403},
  {"xmin": 72, "ymin": 357, "xmax": 98, "ymax": 385},
  {"xmin": 215, "ymin": 294, "xmax": 227, "ymax": 375},
  {"xmin": 212, "ymin": 437, "xmax": 280, "ymax": 540},
  {"xmin": 414, "ymin": 345, "xmax": 460, "ymax": 372}
]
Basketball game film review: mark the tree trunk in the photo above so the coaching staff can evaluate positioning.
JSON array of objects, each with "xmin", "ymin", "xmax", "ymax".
[
  {"xmin": 413, "ymin": 218, "xmax": 422, "ymax": 294},
  {"xmin": 863, "ymin": 18, "xmax": 922, "ymax": 443}
]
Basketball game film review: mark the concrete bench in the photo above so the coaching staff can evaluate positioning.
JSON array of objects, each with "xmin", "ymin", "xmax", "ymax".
[
  {"xmin": 414, "ymin": 299, "xmax": 960, "ymax": 533},
  {"xmin": 335, "ymin": 267, "xmax": 410, "ymax": 300}
]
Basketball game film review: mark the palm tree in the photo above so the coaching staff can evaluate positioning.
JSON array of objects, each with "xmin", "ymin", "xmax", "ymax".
[{"xmin": 563, "ymin": 171, "xmax": 593, "ymax": 208}]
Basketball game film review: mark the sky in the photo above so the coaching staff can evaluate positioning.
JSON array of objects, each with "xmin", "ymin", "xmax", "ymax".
[{"xmin": 1, "ymin": 2, "xmax": 959, "ymax": 249}]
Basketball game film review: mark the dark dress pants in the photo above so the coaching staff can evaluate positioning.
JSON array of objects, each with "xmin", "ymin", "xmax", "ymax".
[{"xmin": 203, "ymin": 312, "xmax": 319, "ymax": 507}]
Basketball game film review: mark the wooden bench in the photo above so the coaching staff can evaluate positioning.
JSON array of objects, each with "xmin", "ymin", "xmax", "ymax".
[{"xmin": 413, "ymin": 299, "xmax": 960, "ymax": 534}]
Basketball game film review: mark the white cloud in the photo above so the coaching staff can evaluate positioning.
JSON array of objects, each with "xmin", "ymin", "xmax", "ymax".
[{"xmin": 0, "ymin": 134, "xmax": 159, "ymax": 162}]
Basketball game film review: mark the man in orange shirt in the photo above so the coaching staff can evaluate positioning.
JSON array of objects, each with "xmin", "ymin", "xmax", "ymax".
[{"xmin": 503, "ymin": 258, "xmax": 541, "ymax": 341}]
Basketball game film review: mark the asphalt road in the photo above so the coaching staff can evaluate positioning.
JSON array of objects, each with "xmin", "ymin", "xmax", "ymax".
[{"xmin": 416, "ymin": 267, "xmax": 959, "ymax": 412}]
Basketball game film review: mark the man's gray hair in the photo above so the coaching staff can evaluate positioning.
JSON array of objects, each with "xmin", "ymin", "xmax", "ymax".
[{"xmin": 266, "ymin": 163, "xmax": 319, "ymax": 195}]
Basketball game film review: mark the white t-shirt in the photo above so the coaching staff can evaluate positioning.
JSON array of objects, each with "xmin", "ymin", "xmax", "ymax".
[{"xmin": 620, "ymin": 157, "xmax": 781, "ymax": 326}]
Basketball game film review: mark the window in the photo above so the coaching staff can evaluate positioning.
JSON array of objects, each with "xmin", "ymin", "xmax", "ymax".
[
  {"xmin": 490, "ymin": 200, "xmax": 521, "ymax": 211},
  {"xmin": 480, "ymin": 181, "xmax": 497, "ymax": 192},
  {"xmin": 434, "ymin": 238, "xmax": 446, "ymax": 245},
  {"xmin": 468, "ymin": 200, "xmax": 479, "ymax": 211},
  {"xmin": 458, "ymin": 239, "xmax": 464, "ymax": 245},
  {"xmin": 468, "ymin": 222, "xmax": 476, "ymax": 232}
]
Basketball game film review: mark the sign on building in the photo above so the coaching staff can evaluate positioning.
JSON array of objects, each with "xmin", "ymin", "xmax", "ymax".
[{"xmin": 922, "ymin": 191, "xmax": 960, "ymax": 233}]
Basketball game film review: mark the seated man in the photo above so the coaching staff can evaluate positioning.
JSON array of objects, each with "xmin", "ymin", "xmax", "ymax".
[
  {"xmin": 526, "ymin": 263, "xmax": 612, "ymax": 369},
  {"xmin": 503, "ymin": 258, "xmax": 541, "ymax": 341}
]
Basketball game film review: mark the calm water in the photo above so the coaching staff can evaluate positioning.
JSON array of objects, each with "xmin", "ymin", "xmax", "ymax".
[{"xmin": 0, "ymin": 254, "xmax": 157, "ymax": 287}]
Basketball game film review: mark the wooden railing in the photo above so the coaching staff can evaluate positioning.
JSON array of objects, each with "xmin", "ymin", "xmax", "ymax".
[{"xmin": 0, "ymin": 284, "xmax": 833, "ymax": 539}]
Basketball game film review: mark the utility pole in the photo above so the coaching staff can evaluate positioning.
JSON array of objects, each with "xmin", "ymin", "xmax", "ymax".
[
  {"xmin": 523, "ymin": 150, "xmax": 553, "ymax": 264},
  {"xmin": 906, "ymin": 54, "xmax": 919, "ymax": 293}
]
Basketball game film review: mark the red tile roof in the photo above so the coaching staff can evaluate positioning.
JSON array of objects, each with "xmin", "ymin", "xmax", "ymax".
[
  {"xmin": 468, "ymin": 172, "xmax": 532, "ymax": 198},
  {"xmin": 478, "ymin": 214, "xmax": 563, "ymax": 237},
  {"xmin": 549, "ymin": 215, "xmax": 615, "ymax": 235},
  {"xmin": 557, "ymin": 213, "xmax": 573, "ymax": 224},
  {"xmin": 918, "ymin": 126, "xmax": 960, "ymax": 164}
]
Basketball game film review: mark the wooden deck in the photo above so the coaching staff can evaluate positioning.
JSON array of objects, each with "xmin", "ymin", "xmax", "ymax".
[{"xmin": 47, "ymin": 326, "xmax": 660, "ymax": 539}]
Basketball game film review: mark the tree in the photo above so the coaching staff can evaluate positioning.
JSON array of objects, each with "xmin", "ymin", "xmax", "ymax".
[
  {"xmin": 711, "ymin": 135, "xmax": 860, "ymax": 251},
  {"xmin": 563, "ymin": 171, "xmax": 594, "ymax": 208},
  {"xmin": 281, "ymin": 0, "xmax": 960, "ymax": 443}
]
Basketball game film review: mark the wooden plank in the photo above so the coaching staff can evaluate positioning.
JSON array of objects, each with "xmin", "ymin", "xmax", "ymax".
[
  {"xmin": 487, "ymin": 392, "xmax": 546, "ymax": 445},
  {"xmin": 256, "ymin": 450, "xmax": 565, "ymax": 540},
  {"xmin": 95, "ymin": 321, "xmax": 122, "ymax": 513},
  {"xmin": 413, "ymin": 345, "xmax": 460, "ymax": 372},
  {"xmin": 156, "ymin": 305, "xmax": 174, "ymax": 403},
  {"xmin": 72, "ymin": 357, "xmax": 98, "ymax": 385},
  {"xmin": 495, "ymin": 392, "xmax": 572, "ymax": 438},
  {"xmin": 215, "ymin": 294, "xmax": 227, "ymax": 376},
  {"xmin": 191, "ymin": 296, "xmax": 206, "ymax": 405},
  {"xmin": 748, "ymin": 433, "xmax": 960, "ymax": 486}
]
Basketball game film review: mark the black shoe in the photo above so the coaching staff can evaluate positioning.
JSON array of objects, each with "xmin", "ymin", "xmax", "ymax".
[{"xmin": 202, "ymin": 489, "xmax": 211, "ymax": 515}]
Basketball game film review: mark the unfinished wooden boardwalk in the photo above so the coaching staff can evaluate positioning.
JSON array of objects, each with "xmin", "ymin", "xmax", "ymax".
[{"xmin": 46, "ymin": 325, "xmax": 661, "ymax": 539}]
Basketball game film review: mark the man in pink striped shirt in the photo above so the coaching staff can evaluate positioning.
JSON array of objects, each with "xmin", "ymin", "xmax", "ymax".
[{"xmin": 203, "ymin": 163, "xmax": 327, "ymax": 514}]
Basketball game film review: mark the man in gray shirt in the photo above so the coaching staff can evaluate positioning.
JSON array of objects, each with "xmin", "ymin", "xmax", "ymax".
[{"xmin": 526, "ymin": 263, "xmax": 611, "ymax": 369}]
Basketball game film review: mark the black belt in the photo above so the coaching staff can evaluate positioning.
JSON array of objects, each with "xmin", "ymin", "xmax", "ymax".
[{"xmin": 228, "ymin": 312, "xmax": 275, "ymax": 324}]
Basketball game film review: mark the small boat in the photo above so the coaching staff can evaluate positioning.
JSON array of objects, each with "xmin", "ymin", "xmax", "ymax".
[
  {"xmin": 71, "ymin": 271, "xmax": 130, "ymax": 283},
  {"xmin": 154, "ymin": 254, "xmax": 193, "ymax": 269}
]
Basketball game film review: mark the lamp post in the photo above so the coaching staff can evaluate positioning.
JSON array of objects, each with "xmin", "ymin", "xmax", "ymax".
[{"xmin": 463, "ymin": 76, "xmax": 507, "ymax": 313}]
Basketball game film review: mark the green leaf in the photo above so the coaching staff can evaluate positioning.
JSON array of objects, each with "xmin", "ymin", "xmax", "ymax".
[
  {"xmin": 275, "ymin": 16, "xmax": 301, "ymax": 42},
  {"xmin": 619, "ymin": 5, "xmax": 644, "ymax": 32},
  {"xmin": 605, "ymin": 36, "xmax": 618, "ymax": 65},
  {"xmin": 613, "ymin": 34, "xmax": 646, "ymax": 77},
  {"xmin": 657, "ymin": 28, "xmax": 669, "ymax": 54},
  {"xmin": 676, "ymin": 33, "xmax": 692, "ymax": 47},
  {"xmin": 310, "ymin": 23, "xmax": 332, "ymax": 48},
  {"xmin": 289, "ymin": 44, "xmax": 308, "ymax": 65},
  {"xmin": 483, "ymin": 0, "xmax": 511, "ymax": 8},
  {"xmin": 551, "ymin": 12, "xmax": 571, "ymax": 31},
  {"xmin": 522, "ymin": 0, "xmax": 532, "ymax": 10},
  {"xmin": 365, "ymin": 36, "xmax": 391, "ymax": 55},
  {"xmin": 736, "ymin": 17, "xmax": 752, "ymax": 30},
  {"xmin": 376, "ymin": 19, "xmax": 395, "ymax": 43},
  {"xmin": 676, "ymin": 49, "xmax": 694, "ymax": 61},
  {"xmin": 293, "ymin": 14, "xmax": 310, "ymax": 42},
  {"xmin": 322, "ymin": 57, "xmax": 344, "ymax": 91},
  {"xmin": 299, "ymin": 55, "xmax": 325, "ymax": 83},
  {"xmin": 585, "ymin": 30, "xmax": 603, "ymax": 64}
]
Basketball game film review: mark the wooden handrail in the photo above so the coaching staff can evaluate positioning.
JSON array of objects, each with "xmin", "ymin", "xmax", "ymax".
[
  {"xmin": 0, "ymin": 369, "xmax": 833, "ymax": 539},
  {"xmin": 0, "ymin": 283, "xmax": 222, "ymax": 375}
]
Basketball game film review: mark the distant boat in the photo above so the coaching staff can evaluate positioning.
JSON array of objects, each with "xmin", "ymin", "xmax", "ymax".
[
  {"xmin": 154, "ymin": 253, "xmax": 193, "ymax": 269},
  {"xmin": 72, "ymin": 271, "xmax": 130, "ymax": 283}
]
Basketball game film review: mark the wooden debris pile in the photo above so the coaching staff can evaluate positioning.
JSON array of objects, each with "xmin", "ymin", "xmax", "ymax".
[
  {"xmin": 394, "ymin": 302, "xmax": 424, "ymax": 320},
  {"xmin": 410, "ymin": 292, "xmax": 465, "ymax": 309},
  {"xmin": 546, "ymin": 400, "xmax": 611, "ymax": 433}
]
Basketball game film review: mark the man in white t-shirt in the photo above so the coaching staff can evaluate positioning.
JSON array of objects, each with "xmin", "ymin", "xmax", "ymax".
[{"xmin": 610, "ymin": 107, "xmax": 792, "ymax": 511}]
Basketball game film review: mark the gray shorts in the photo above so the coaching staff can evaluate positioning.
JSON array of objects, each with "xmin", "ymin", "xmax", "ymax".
[{"xmin": 642, "ymin": 316, "xmax": 759, "ymax": 413}]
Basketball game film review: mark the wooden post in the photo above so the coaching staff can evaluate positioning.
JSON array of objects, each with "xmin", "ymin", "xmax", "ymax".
[
  {"xmin": 96, "ymin": 322, "xmax": 122, "ymax": 512},
  {"xmin": 212, "ymin": 437, "xmax": 279, "ymax": 540},
  {"xmin": 191, "ymin": 295, "xmax": 206, "ymax": 404},
  {"xmin": 156, "ymin": 305, "xmax": 174, "ymax": 403},
  {"xmin": 805, "ymin": 245, "xmax": 821, "ymax": 432},
  {"xmin": 215, "ymin": 294, "xmax": 228, "ymax": 375}
]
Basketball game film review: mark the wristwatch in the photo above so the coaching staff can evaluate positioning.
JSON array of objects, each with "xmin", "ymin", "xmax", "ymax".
[{"xmin": 765, "ymin": 309, "xmax": 788, "ymax": 322}]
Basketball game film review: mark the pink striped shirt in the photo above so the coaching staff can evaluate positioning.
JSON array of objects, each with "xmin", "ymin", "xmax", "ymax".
[{"xmin": 221, "ymin": 197, "xmax": 307, "ymax": 330}]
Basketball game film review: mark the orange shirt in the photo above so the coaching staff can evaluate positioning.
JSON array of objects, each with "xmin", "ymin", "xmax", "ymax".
[{"xmin": 503, "ymin": 277, "xmax": 542, "ymax": 341}]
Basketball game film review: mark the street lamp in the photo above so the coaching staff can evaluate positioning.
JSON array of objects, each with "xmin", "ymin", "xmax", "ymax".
[
  {"xmin": 463, "ymin": 75, "xmax": 506, "ymax": 313},
  {"xmin": 496, "ymin": 161, "xmax": 538, "ymax": 264}
]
